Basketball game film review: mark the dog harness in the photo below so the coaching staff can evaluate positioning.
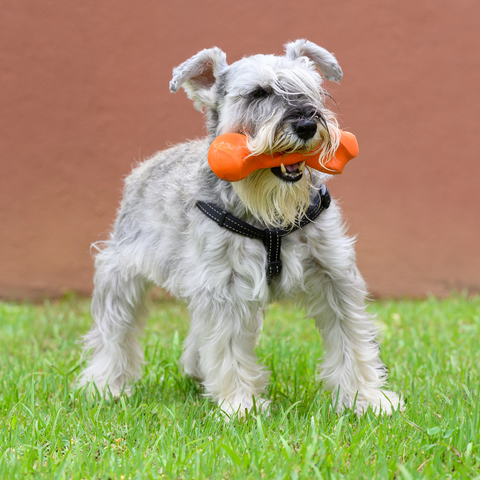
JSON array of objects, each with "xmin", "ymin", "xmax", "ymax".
[{"xmin": 196, "ymin": 184, "xmax": 331, "ymax": 283}]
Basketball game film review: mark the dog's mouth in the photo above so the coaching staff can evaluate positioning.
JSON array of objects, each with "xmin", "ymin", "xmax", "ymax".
[{"xmin": 271, "ymin": 161, "xmax": 305, "ymax": 183}]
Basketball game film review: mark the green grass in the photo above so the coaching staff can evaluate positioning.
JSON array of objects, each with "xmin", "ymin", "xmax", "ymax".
[{"xmin": 1, "ymin": 294, "xmax": 479, "ymax": 479}]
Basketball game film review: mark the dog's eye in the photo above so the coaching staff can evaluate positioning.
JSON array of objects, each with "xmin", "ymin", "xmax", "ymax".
[{"xmin": 250, "ymin": 87, "xmax": 271, "ymax": 99}]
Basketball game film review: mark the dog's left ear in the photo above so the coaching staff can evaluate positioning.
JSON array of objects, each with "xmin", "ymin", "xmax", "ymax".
[
  {"xmin": 284, "ymin": 39, "xmax": 342, "ymax": 83},
  {"xmin": 170, "ymin": 47, "xmax": 228, "ymax": 111}
]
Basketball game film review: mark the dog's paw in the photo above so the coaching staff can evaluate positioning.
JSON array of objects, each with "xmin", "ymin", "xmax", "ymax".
[
  {"xmin": 340, "ymin": 390, "xmax": 403, "ymax": 416},
  {"xmin": 75, "ymin": 377, "xmax": 132, "ymax": 400},
  {"xmin": 333, "ymin": 388, "xmax": 403, "ymax": 416},
  {"xmin": 218, "ymin": 396, "xmax": 271, "ymax": 420}
]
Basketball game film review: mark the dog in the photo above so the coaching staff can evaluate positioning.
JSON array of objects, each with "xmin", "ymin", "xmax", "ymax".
[{"xmin": 77, "ymin": 39, "xmax": 402, "ymax": 416}]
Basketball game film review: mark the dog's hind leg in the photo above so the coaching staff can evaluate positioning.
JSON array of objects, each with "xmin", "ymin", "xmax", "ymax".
[
  {"xmin": 185, "ymin": 296, "xmax": 270, "ymax": 417},
  {"xmin": 301, "ymin": 206, "xmax": 402, "ymax": 415},
  {"xmin": 77, "ymin": 245, "xmax": 147, "ymax": 398}
]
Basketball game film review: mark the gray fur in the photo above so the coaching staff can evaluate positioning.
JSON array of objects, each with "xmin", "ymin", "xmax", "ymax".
[{"xmin": 77, "ymin": 41, "xmax": 402, "ymax": 416}]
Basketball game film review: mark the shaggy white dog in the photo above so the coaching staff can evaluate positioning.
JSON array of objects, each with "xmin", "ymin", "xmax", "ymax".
[{"xmin": 77, "ymin": 40, "xmax": 402, "ymax": 417}]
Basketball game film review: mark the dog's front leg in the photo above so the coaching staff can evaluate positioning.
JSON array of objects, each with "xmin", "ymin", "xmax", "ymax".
[
  {"xmin": 183, "ymin": 296, "xmax": 270, "ymax": 417},
  {"xmin": 302, "ymin": 206, "xmax": 402, "ymax": 415},
  {"xmin": 77, "ymin": 247, "xmax": 147, "ymax": 398},
  {"xmin": 307, "ymin": 268, "xmax": 402, "ymax": 415}
]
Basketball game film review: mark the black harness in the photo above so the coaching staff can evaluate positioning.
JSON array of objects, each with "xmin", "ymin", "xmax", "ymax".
[{"xmin": 196, "ymin": 184, "xmax": 331, "ymax": 283}]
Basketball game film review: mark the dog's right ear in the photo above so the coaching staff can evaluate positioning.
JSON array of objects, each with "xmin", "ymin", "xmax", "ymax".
[
  {"xmin": 169, "ymin": 47, "xmax": 228, "ymax": 111},
  {"xmin": 284, "ymin": 39, "xmax": 342, "ymax": 83}
]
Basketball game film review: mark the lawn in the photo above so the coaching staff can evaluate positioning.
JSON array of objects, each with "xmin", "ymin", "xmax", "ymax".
[{"xmin": 0, "ymin": 294, "xmax": 479, "ymax": 479}]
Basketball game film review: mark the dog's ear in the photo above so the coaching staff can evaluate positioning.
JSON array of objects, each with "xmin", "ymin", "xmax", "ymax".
[
  {"xmin": 284, "ymin": 39, "xmax": 342, "ymax": 83},
  {"xmin": 169, "ymin": 47, "xmax": 228, "ymax": 110}
]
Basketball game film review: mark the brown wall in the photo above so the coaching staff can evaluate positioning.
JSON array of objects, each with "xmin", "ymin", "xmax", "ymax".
[{"xmin": 1, "ymin": 0, "xmax": 479, "ymax": 299}]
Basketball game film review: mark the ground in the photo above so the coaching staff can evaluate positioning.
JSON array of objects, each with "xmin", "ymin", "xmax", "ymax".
[{"xmin": 0, "ymin": 293, "xmax": 479, "ymax": 479}]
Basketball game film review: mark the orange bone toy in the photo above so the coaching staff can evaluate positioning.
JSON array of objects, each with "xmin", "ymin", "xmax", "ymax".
[{"xmin": 207, "ymin": 130, "xmax": 359, "ymax": 182}]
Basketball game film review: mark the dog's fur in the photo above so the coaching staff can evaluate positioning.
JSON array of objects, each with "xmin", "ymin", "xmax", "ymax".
[{"xmin": 77, "ymin": 40, "xmax": 402, "ymax": 416}]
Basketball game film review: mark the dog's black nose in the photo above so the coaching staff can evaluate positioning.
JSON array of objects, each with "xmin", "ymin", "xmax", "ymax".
[{"xmin": 294, "ymin": 119, "xmax": 317, "ymax": 140}]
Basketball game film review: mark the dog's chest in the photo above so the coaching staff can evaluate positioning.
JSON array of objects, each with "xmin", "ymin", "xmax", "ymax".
[
  {"xmin": 275, "ymin": 230, "xmax": 313, "ymax": 289},
  {"xmin": 222, "ymin": 226, "xmax": 314, "ymax": 293}
]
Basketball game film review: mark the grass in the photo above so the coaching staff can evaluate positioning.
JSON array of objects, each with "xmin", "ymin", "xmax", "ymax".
[{"xmin": 0, "ymin": 294, "xmax": 479, "ymax": 479}]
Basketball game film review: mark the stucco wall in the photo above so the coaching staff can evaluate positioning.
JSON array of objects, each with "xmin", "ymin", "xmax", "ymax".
[{"xmin": 1, "ymin": 0, "xmax": 479, "ymax": 299}]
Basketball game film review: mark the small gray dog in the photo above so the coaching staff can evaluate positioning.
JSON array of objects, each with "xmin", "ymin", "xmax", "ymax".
[{"xmin": 78, "ymin": 39, "xmax": 402, "ymax": 416}]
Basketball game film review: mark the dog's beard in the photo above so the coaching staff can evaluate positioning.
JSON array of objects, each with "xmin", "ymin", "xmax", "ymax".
[{"xmin": 232, "ymin": 167, "xmax": 313, "ymax": 228}]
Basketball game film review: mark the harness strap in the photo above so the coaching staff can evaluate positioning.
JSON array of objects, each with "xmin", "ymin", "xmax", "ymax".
[{"xmin": 197, "ymin": 184, "xmax": 331, "ymax": 283}]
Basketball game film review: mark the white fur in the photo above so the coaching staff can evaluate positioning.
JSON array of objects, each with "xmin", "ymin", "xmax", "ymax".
[{"xmin": 77, "ymin": 41, "xmax": 402, "ymax": 417}]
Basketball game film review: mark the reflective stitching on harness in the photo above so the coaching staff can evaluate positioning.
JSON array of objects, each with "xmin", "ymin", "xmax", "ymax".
[
  {"xmin": 205, "ymin": 203, "xmax": 263, "ymax": 239},
  {"xmin": 199, "ymin": 204, "xmax": 255, "ymax": 237}
]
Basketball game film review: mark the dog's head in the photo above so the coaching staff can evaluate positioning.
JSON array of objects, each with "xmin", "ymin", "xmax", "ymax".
[{"xmin": 170, "ymin": 40, "xmax": 342, "ymax": 227}]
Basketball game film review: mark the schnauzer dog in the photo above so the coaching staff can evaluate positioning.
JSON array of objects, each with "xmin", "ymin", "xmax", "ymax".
[{"xmin": 78, "ymin": 39, "xmax": 402, "ymax": 416}]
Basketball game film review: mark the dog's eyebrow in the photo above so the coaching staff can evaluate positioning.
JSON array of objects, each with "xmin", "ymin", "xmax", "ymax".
[{"xmin": 238, "ymin": 85, "xmax": 274, "ymax": 100}]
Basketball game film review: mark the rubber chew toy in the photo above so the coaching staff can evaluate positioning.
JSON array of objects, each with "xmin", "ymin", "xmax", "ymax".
[{"xmin": 208, "ymin": 130, "xmax": 359, "ymax": 182}]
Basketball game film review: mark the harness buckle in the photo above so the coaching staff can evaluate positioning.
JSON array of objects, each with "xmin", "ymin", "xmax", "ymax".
[{"xmin": 218, "ymin": 210, "xmax": 228, "ymax": 227}]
